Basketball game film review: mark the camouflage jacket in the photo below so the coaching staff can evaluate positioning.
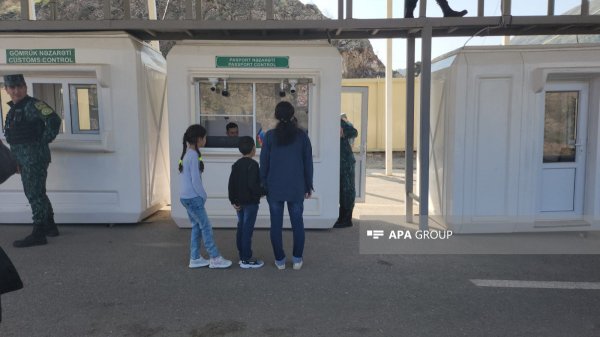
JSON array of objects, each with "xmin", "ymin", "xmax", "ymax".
[
  {"xmin": 4, "ymin": 95, "xmax": 61, "ymax": 164},
  {"xmin": 340, "ymin": 119, "xmax": 358, "ymax": 168}
]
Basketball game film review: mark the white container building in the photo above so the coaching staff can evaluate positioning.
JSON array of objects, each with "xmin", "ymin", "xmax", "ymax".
[
  {"xmin": 0, "ymin": 32, "xmax": 170, "ymax": 223},
  {"xmin": 429, "ymin": 44, "xmax": 600, "ymax": 233},
  {"xmin": 167, "ymin": 40, "xmax": 342, "ymax": 228}
]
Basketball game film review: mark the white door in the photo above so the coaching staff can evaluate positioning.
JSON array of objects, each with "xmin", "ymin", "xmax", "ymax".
[
  {"xmin": 341, "ymin": 87, "xmax": 368, "ymax": 202},
  {"xmin": 537, "ymin": 82, "xmax": 588, "ymax": 219}
]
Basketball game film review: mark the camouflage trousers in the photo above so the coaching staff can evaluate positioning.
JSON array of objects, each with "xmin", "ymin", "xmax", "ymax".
[
  {"xmin": 19, "ymin": 160, "xmax": 54, "ymax": 226},
  {"xmin": 340, "ymin": 163, "xmax": 356, "ymax": 209}
]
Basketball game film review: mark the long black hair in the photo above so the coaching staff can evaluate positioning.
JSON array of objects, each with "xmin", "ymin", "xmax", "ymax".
[
  {"xmin": 274, "ymin": 101, "xmax": 298, "ymax": 146},
  {"xmin": 178, "ymin": 124, "xmax": 207, "ymax": 173}
]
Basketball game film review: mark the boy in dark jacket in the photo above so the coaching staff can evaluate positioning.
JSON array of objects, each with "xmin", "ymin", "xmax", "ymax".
[{"xmin": 228, "ymin": 136, "xmax": 264, "ymax": 268}]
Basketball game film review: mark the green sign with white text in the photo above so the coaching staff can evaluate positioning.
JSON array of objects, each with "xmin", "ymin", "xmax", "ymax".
[
  {"xmin": 216, "ymin": 56, "xmax": 289, "ymax": 68},
  {"xmin": 6, "ymin": 49, "xmax": 76, "ymax": 64}
]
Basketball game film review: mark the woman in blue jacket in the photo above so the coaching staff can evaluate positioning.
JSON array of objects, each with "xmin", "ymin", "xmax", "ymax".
[{"xmin": 260, "ymin": 101, "xmax": 313, "ymax": 270}]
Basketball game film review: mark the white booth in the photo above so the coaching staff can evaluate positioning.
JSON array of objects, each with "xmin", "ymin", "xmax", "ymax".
[
  {"xmin": 167, "ymin": 40, "xmax": 342, "ymax": 228},
  {"xmin": 0, "ymin": 32, "xmax": 170, "ymax": 223},
  {"xmin": 429, "ymin": 44, "xmax": 600, "ymax": 233}
]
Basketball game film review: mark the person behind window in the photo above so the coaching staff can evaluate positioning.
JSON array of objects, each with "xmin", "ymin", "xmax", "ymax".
[
  {"xmin": 405, "ymin": 0, "xmax": 467, "ymax": 18},
  {"xmin": 334, "ymin": 114, "xmax": 358, "ymax": 228},
  {"xmin": 228, "ymin": 136, "xmax": 265, "ymax": 269},
  {"xmin": 3, "ymin": 74, "xmax": 62, "ymax": 248},
  {"xmin": 178, "ymin": 124, "xmax": 232, "ymax": 269},
  {"xmin": 260, "ymin": 101, "xmax": 313, "ymax": 270},
  {"xmin": 226, "ymin": 122, "xmax": 239, "ymax": 137}
]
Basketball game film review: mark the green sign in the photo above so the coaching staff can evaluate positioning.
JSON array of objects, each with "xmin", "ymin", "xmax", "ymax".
[
  {"xmin": 216, "ymin": 56, "xmax": 289, "ymax": 68},
  {"xmin": 6, "ymin": 49, "xmax": 76, "ymax": 64}
]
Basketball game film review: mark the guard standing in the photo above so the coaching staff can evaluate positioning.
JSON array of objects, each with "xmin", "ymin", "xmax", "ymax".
[
  {"xmin": 334, "ymin": 114, "xmax": 358, "ymax": 228},
  {"xmin": 3, "ymin": 74, "xmax": 62, "ymax": 247}
]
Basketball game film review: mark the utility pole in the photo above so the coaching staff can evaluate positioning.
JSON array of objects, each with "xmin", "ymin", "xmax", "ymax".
[
  {"xmin": 385, "ymin": 0, "xmax": 393, "ymax": 176},
  {"xmin": 148, "ymin": 0, "xmax": 160, "ymax": 50},
  {"xmin": 22, "ymin": 0, "xmax": 36, "ymax": 20}
]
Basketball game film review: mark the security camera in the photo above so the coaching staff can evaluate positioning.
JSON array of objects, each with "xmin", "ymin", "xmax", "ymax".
[
  {"xmin": 221, "ymin": 79, "xmax": 229, "ymax": 97},
  {"xmin": 289, "ymin": 79, "xmax": 298, "ymax": 94},
  {"xmin": 279, "ymin": 80, "xmax": 286, "ymax": 98},
  {"xmin": 208, "ymin": 77, "xmax": 218, "ymax": 92}
]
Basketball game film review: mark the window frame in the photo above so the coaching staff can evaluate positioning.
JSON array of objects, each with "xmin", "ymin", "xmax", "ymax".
[
  {"xmin": 68, "ymin": 83, "xmax": 101, "ymax": 135},
  {"xmin": 0, "ymin": 83, "xmax": 10, "ymax": 134},
  {"xmin": 194, "ymin": 77, "xmax": 313, "ymax": 152},
  {"xmin": 27, "ymin": 76, "xmax": 102, "ymax": 141}
]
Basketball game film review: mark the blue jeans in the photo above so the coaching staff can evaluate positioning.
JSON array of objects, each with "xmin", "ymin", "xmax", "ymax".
[
  {"xmin": 268, "ymin": 199, "xmax": 305, "ymax": 261},
  {"xmin": 236, "ymin": 203, "xmax": 259, "ymax": 261},
  {"xmin": 180, "ymin": 197, "xmax": 220, "ymax": 259}
]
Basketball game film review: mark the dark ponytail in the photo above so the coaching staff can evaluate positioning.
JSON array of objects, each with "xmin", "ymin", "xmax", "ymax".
[
  {"xmin": 178, "ymin": 124, "xmax": 207, "ymax": 173},
  {"xmin": 274, "ymin": 101, "xmax": 298, "ymax": 146}
]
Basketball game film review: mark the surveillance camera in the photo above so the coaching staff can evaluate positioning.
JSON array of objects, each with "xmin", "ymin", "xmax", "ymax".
[
  {"xmin": 208, "ymin": 77, "xmax": 219, "ymax": 92},
  {"xmin": 279, "ymin": 80, "xmax": 286, "ymax": 97},
  {"xmin": 289, "ymin": 79, "xmax": 298, "ymax": 94},
  {"xmin": 221, "ymin": 79, "xmax": 229, "ymax": 97}
]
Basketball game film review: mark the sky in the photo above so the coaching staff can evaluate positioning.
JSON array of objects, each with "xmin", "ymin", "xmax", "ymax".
[{"xmin": 299, "ymin": 0, "xmax": 584, "ymax": 69}]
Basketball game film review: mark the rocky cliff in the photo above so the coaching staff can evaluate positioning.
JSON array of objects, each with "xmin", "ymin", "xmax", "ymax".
[{"xmin": 0, "ymin": 0, "xmax": 385, "ymax": 78}]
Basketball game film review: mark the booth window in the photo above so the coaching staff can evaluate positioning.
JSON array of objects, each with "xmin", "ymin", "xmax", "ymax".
[
  {"xmin": 0, "ymin": 84, "xmax": 9, "ymax": 133},
  {"xmin": 0, "ymin": 79, "xmax": 100, "ymax": 139},
  {"xmin": 197, "ymin": 78, "xmax": 311, "ymax": 148},
  {"xmin": 69, "ymin": 84, "xmax": 99, "ymax": 134},
  {"xmin": 543, "ymin": 91, "xmax": 578, "ymax": 163},
  {"xmin": 30, "ymin": 79, "xmax": 100, "ymax": 137}
]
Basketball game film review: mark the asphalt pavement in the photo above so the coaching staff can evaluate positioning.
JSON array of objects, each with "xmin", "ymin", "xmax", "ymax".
[{"xmin": 1, "ymin": 210, "xmax": 600, "ymax": 337}]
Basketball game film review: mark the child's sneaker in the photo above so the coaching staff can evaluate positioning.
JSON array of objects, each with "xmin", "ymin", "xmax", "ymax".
[
  {"xmin": 209, "ymin": 256, "xmax": 232, "ymax": 269},
  {"xmin": 188, "ymin": 256, "xmax": 209, "ymax": 268},
  {"xmin": 240, "ymin": 257, "xmax": 264, "ymax": 269},
  {"xmin": 274, "ymin": 259, "xmax": 286, "ymax": 270},
  {"xmin": 293, "ymin": 257, "xmax": 303, "ymax": 270}
]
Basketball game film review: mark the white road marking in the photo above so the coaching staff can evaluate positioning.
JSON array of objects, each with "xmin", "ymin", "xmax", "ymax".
[{"xmin": 470, "ymin": 279, "xmax": 600, "ymax": 290}]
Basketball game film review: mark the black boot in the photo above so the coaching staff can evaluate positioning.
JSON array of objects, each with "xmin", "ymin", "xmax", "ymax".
[
  {"xmin": 13, "ymin": 225, "xmax": 47, "ymax": 248},
  {"xmin": 44, "ymin": 219, "xmax": 60, "ymax": 237},
  {"xmin": 334, "ymin": 207, "xmax": 353, "ymax": 228},
  {"xmin": 436, "ymin": 0, "xmax": 467, "ymax": 17},
  {"xmin": 334, "ymin": 207, "xmax": 343, "ymax": 227},
  {"xmin": 405, "ymin": 0, "xmax": 418, "ymax": 18},
  {"xmin": 344, "ymin": 207, "xmax": 354, "ymax": 227}
]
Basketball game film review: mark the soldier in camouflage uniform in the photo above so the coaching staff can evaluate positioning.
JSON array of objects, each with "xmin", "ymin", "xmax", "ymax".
[
  {"xmin": 3, "ymin": 74, "xmax": 62, "ymax": 247},
  {"xmin": 334, "ymin": 115, "xmax": 358, "ymax": 228}
]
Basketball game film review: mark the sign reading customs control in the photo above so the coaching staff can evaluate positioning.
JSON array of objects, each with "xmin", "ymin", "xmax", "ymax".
[
  {"xmin": 6, "ymin": 49, "xmax": 76, "ymax": 64},
  {"xmin": 216, "ymin": 56, "xmax": 289, "ymax": 68}
]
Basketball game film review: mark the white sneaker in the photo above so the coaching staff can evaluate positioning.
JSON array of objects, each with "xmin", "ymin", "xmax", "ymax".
[
  {"xmin": 188, "ymin": 257, "xmax": 209, "ymax": 268},
  {"xmin": 209, "ymin": 256, "xmax": 232, "ymax": 269},
  {"xmin": 274, "ymin": 260, "xmax": 286, "ymax": 270},
  {"xmin": 293, "ymin": 261, "xmax": 303, "ymax": 270}
]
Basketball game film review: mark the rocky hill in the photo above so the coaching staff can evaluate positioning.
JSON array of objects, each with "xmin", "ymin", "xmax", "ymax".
[{"xmin": 0, "ymin": 0, "xmax": 386, "ymax": 78}]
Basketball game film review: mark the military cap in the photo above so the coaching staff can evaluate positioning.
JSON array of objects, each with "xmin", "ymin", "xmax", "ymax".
[{"xmin": 3, "ymin": 74, "xmax": 26, "ymax": 87}]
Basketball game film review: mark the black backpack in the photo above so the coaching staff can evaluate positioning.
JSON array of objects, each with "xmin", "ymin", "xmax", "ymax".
[{"xmin": 0, "ymin": 246, "xmax": 23, "ymax": 295}]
